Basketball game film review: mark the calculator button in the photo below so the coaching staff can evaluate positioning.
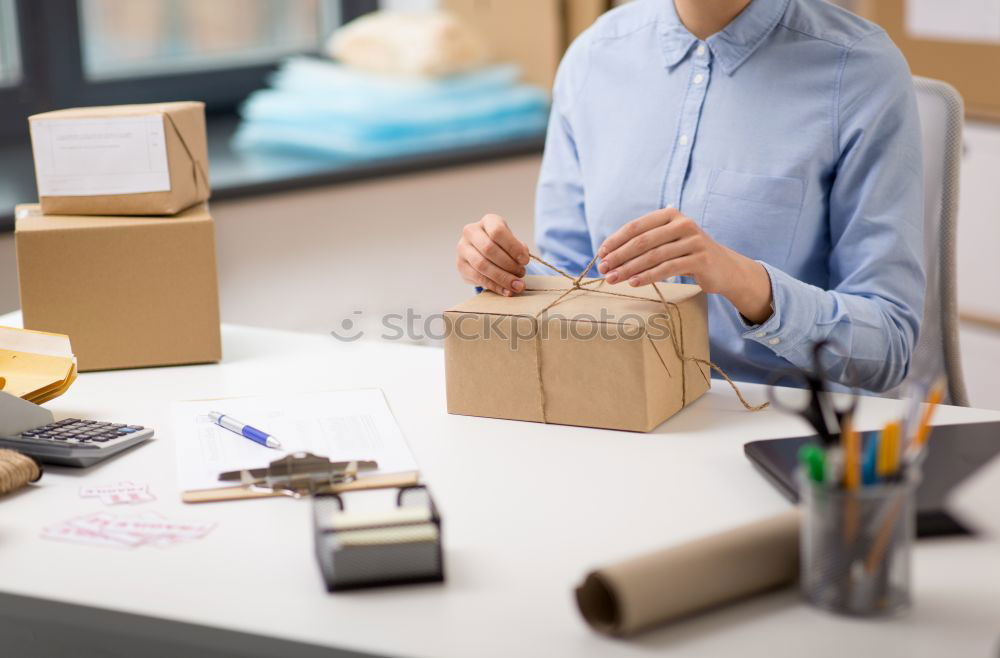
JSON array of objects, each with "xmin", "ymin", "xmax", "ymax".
[
  {"xmin": 118, "ymin": 428, "xmax": 137, "ymax": 434},
  {"xmin": 92, "ymin": 437, "xmax": 110, "ymax": 443},
  {"xmin": 127, "ymin": 425, "xmax": 145, "ymax": 430}
]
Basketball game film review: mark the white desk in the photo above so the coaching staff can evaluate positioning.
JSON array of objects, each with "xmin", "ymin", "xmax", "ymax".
[{"xmin": 1, "ymin": 320, "xmax": 999, "ymax": 658}]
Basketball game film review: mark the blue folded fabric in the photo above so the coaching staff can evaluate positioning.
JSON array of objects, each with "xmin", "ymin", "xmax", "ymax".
[{"xmin": 234, "ymin": 57, "xmax": 550, "ymax": 159}]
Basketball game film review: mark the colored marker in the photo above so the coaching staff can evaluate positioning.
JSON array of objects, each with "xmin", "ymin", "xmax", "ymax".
[
  {"xmin": 862, "ymin": 431, "xmax": 879, "ymax": 485},
  {"xmin": 800, "ymin": 443, "xmax": 826, "ymax": 484},
  {"xmin": 842, "ymin": 419, "xmax": 861, "ymax": 491},
  {"xmin": 877, "ymin": 421, "xmax": 901, "ymax": 478}
]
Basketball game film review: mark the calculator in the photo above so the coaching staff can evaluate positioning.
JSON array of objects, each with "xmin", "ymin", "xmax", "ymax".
[{"xmin": 0, "ymin": 418, "xmax": 154, "ymax": 467}]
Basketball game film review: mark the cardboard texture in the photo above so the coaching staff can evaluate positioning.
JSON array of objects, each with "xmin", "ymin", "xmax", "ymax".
[
  {"xmin": 444, "ymin": 275, "xmax": 710, "ymax": 432},
  {"xmin": 442, "ymin": 0, "xmax": 611, "ymax": 89},
  {"xmin": 575, "ymin": 509, "xmax": 801, "ymax": 636},
  {"xmin": 855, "ymin": 1, "xmax": 1000, "ymax": 121},
  {"xmin": 15, "ymin": 203, "xmax": 221, "ymax": 372},
  {"xmin": 30, "ymin": 101, "xmax": 211, "ymax": 215}
]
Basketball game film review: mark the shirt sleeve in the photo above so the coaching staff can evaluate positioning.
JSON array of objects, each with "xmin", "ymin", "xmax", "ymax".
[
  {"xmin": 741, "ymin": 31, "xmax": 925, "ymax": 393},
  {"xmin": 531, "ymin": 34, "xmax": 595, "ymax": 278}
]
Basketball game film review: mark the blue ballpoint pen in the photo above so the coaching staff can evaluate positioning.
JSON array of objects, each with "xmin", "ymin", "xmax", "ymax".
[{"xmin": 208, "ymin": 411, "xmax": 282, "ymax": 449}]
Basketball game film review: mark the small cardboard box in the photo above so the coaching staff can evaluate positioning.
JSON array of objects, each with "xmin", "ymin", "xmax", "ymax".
[
  {"xmin": 442, "ymin": 0, "xmax": 611, "ymax": 89},
  {"xmin": 15, "ymin": 203, "xmax": 221, "ymax": 372},
  {"xmin": 854, "ymin": 0, "xmax": 1000, "ymax": 121},
  {"xmin": 444, "ymin": 275, "xmax": 710, "ymax": 432},
  {"xmin": 29, "ymin": 101, "xmax": 211, "ymax": 216}
]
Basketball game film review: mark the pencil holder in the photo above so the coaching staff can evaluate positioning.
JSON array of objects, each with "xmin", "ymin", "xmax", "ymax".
[{"xmin": 798, "ymin": 469, "xmax": 919, "ymax": 617}]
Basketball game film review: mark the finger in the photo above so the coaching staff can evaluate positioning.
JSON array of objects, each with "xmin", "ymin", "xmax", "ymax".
[
  {"xmin": 468, "ymin": 224, "xmax": 525, "ymax": 276},
  {"xmin": 597, "ymin": 208, "xmax": 677, "ymax": 259},
  {"xmin": 599, "ymin": 214, "xmax": 698, "ymax": 273},
  {"xmin": 466, "ymin": 244, "xmax": 523, "ymax": 295},
  {"xmin": 605, "ymin": 237, "xmax": 697, "ymax": 284},
  {"xmin": 627, "ymin": 255, "xmax": 700, "ymax": 286},
  {"xmin": 459, "ymin": 260, "xmax": 508, "ymax": 296},
  {"xmin": 482, "ymin": 214, "xmax": 530, "ymax": 266},
  {"xmin": 599, "ymin": 221, "xmax": 679, "ymax": 273}
]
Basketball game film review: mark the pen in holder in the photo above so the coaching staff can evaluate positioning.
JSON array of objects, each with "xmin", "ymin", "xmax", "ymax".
[{"xmin": 799, "ymin": 468, "xmax": 919, "ymax": 616}]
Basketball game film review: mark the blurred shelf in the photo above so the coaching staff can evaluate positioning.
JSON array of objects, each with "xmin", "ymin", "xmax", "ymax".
[{"xmin": 0, "ymin": 113, "xmax": 545, "ymax": 232}]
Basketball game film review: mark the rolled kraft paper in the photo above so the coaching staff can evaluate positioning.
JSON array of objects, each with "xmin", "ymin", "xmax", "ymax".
[{"xmin": 576, "ymin": 509, "xmax": 801, "ymax": 636}]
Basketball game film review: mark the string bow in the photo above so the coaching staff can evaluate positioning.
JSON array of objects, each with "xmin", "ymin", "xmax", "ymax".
[{"xmin": 525, "ymin": 252, "xmax": 768, "ymax": 416}]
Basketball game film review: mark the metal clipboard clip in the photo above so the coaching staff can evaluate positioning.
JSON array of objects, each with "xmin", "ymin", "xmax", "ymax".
[{"xmin": 217, "ymin": 452, "xmax": 379, "ymax": 498}]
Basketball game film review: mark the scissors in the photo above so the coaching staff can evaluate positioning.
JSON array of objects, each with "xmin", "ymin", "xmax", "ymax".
[{"xmin": 767, "ymin": 340, "xmax": 858, "ymax": 446}]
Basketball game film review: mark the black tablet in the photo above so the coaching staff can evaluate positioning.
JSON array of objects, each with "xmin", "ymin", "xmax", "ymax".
[{"xmin": 744, "ymin": 420, "xmax": 1000, "ymax": 536}]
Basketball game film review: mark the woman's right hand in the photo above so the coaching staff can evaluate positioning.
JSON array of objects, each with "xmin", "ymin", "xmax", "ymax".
[{"xmin": 456, "ymin": 214, "xmax": 531, "ymax": 297}]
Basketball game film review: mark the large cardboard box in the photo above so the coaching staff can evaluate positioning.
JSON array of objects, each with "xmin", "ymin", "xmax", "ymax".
[
  {"xmin": 854, "ymin": 1, "xmax": 1000, "ymax": 120},
  {"xmin": 444, "ymin": 275, "xmax": 710, "ymax": 432},
  {"xmin": 443, "ymin": 0, "xmax": 611, "ymax": 89},
  {"xmin": 15, "ymin": 203, "xmax": 221, "ymax": 371},
  {"xmin": 29, "ymin": 101, "xmax": 211, "ymax": 216}
]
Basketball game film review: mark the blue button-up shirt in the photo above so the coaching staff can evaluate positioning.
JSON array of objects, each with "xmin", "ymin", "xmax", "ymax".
[{"xmin": 532, "ymin": 0, "xmax": 924, "ymax": 392}]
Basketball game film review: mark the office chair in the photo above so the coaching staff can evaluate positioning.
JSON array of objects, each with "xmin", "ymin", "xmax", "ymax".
[{"xmin": 887, "ymin": 77, "xmax": 969, "ymax": 405}]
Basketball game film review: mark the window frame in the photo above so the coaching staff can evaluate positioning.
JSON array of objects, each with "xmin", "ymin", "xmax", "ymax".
[
  {"xmin": 0, "ymin": 0, "xmax": 21, "ymax": 86},
  {"xmin": 0, "ymin": 0, "xmax": 378, "ymax": 144}
]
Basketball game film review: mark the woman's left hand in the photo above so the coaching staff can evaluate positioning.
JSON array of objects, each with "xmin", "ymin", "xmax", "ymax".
[{"xmin": 597, "ymin": 207, "xmax": 774, "ymax": 325}]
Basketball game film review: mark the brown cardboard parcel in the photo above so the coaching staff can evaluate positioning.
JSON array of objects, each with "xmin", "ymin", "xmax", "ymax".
[
  {"xmin": 444, "ymin": 275, "xmax": 711, "ymax": 432},
  {"xmin": 442, "ymin": 0, "xmax": 611, "ymax": 90},
  {"xmin": 15, "ymin": 203, "xmax": 221, "ymax": 372},
  {"xmin": 29, "ymin": 101, "xmax": 210, "ymax": 216},
  {"xmin": 854, "ymin": 0, "xmax": 999, "ymax": 121}
]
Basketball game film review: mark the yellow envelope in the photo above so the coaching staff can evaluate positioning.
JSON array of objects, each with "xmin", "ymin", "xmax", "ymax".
[{"xmin": 0, "ymin": 326, "xmax": 77, "ymax": 403}]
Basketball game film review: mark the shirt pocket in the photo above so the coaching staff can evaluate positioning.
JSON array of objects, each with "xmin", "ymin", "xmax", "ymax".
[{"xmin": 700, "ymin": 169, "xmax": 805, "ymax": 266}]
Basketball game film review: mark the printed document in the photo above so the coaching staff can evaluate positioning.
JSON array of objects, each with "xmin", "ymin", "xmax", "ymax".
[{"xmin": 172, "ymin": 389, "xmax": 418, "ymax": 492}]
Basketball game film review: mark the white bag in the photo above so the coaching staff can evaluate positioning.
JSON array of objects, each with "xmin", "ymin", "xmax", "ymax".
[{"xmin": 327, "ymin": 10, "xmax": 490, "ymax": 77}]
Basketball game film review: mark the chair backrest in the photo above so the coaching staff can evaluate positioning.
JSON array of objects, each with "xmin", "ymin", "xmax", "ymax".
[{"xmin": 889, "ymin": 77, "xmax": 968, "ymax": 405}]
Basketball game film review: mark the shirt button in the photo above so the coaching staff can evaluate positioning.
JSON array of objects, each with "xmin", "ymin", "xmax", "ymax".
[
  {"xmin": 755, "ymin": 331, "xmax": 766, "ymax": 338},
  {"xmin": 696, "ymin": 45, "xmax": 706, "ymax": 56},
  {"xmin": 693, "ymin": 73, "xmax": 705, "ymax": 84},
  {"xmin": 768, "ymin": 337, "xmax": 781, "ymax": 346},
  {"xmin": 679, "ymin": 134, "xmax": 689, "ymax": 145}
]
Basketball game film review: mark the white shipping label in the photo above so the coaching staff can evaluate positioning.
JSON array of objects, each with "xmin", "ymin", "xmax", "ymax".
[
  {"xmin": 905, "ymin": 0, "xmax": 1000, "ymax": 43},
  {"xmin": 30, "ymin": 115, "xmax": 171, "ymax": 196}
]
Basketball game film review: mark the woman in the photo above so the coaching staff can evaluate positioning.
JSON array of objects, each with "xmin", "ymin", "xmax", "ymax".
[{"xmin": 455, "ymin": 0, "xmax": 923, "ymax": 392}]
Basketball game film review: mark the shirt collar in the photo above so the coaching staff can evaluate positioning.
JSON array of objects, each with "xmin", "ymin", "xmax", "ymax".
[{"xmin": 657, "ymin": 0, "xmax": 790, "ymax": 74}]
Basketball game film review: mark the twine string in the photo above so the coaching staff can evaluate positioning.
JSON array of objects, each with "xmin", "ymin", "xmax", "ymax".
[
  {"xmin": 0, "ymin": 449, "xmax": 41, "ymax": 496},
  {"xmin": 525, "ymin": 253, "xmax": 768, "ymax": 420},
  {"xmin": 164, "ymin": 114, "xmax": 210, "ymax": 195}
]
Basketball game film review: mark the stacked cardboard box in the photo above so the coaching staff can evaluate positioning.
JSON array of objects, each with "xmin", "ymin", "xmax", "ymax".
[
  {"xmin": 442, "ymin": 0, "xmax": 614, "ymax": 90},
  {"xmin": 17, "ymin": 102, "xmax": 221, "ymax": 371},
  {"xmin": 853, "ymin": 0, "xmax": 1000, "ymax": 121}
]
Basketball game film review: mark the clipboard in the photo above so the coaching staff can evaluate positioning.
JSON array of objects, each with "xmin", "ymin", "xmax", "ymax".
[{"xmin": 181, "ymin": 451, "xmax": 421, "ymax": 503}]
